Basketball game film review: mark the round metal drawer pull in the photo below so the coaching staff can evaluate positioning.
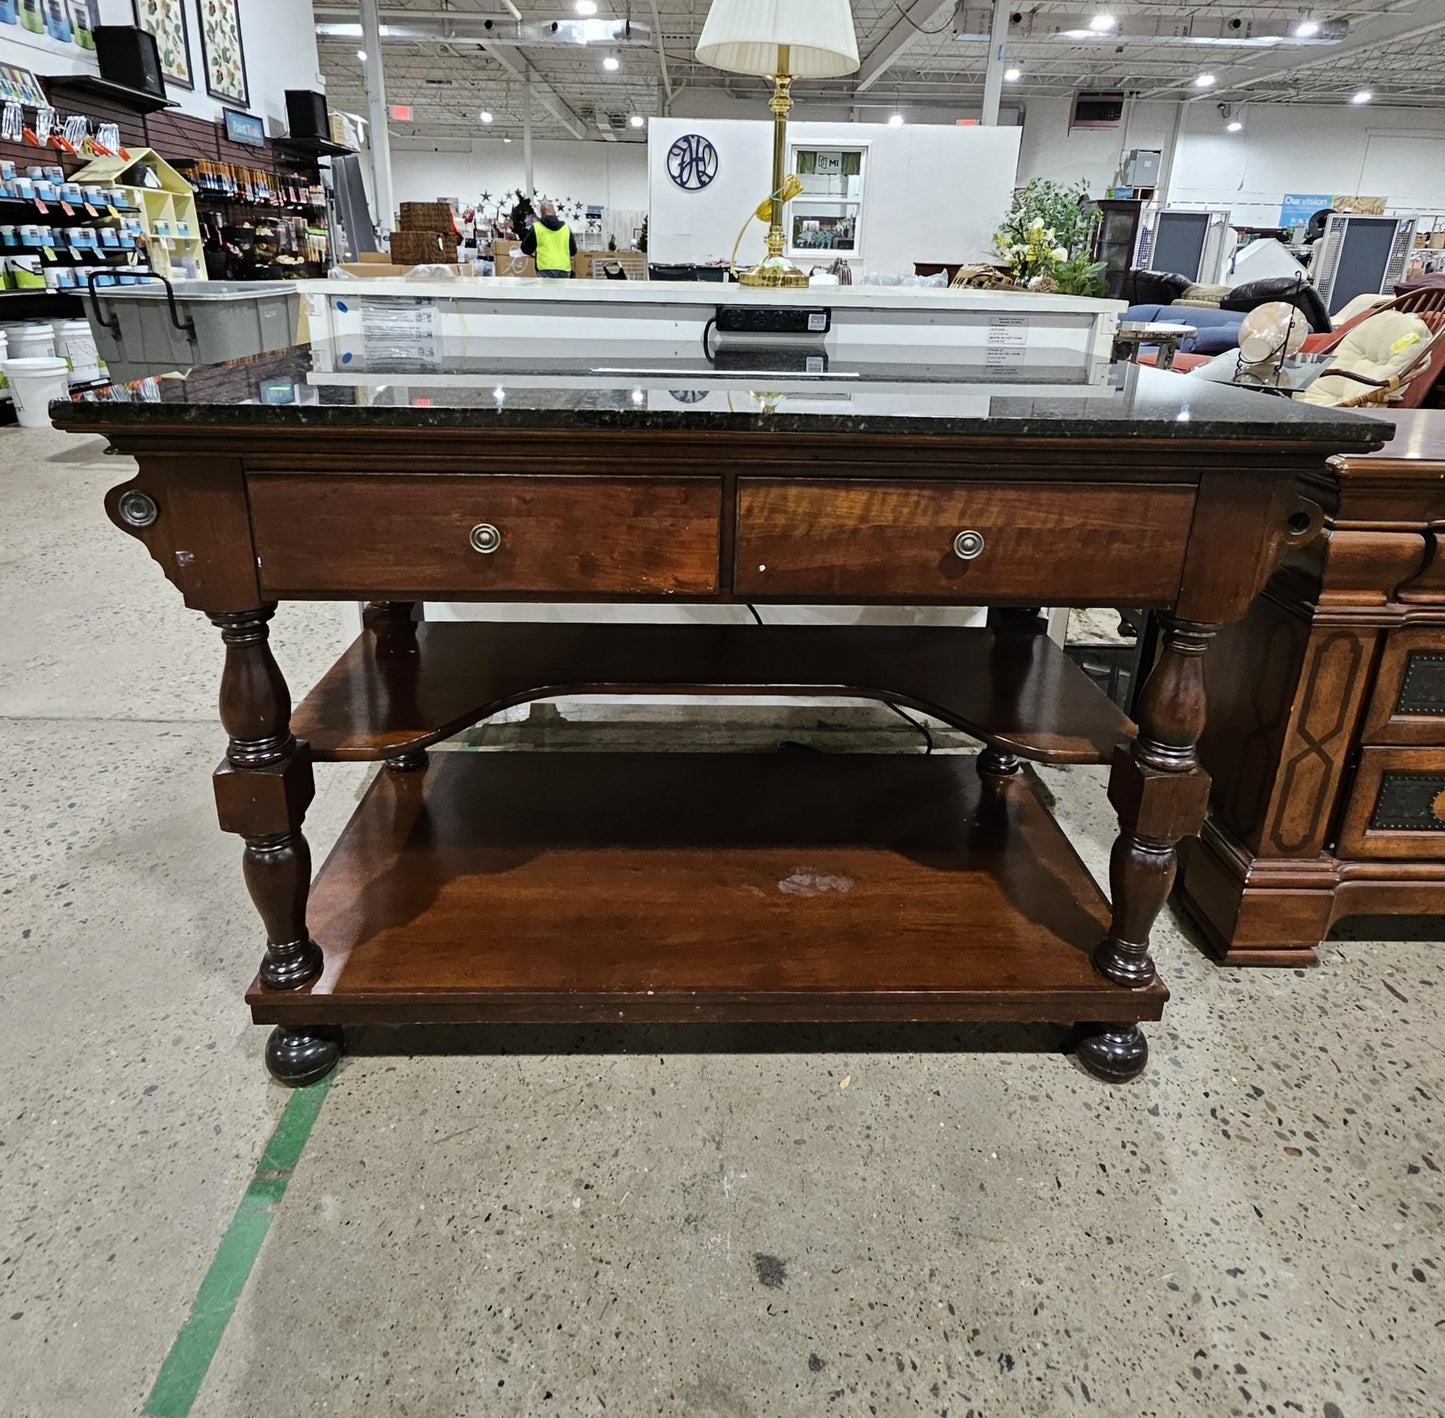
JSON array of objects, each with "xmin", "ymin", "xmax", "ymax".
[
  {"xmin": 469, "ymin": 522, "xmax": 502, "ymax": 555},
  {"xmin": 118, "ymin": 490, "xmax": 159, "ymax": 528},
  {"xmin": 953, "ymin": 529, "xmax": 985, "ymax": 560}
]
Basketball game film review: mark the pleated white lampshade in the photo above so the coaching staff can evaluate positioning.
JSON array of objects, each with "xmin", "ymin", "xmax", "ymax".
[{"xmin": 696, "ymin": 0, "xmax": 860, "ymax": 78}]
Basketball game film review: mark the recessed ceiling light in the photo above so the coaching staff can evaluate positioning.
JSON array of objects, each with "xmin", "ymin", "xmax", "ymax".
[
  {"xmin": 629, "ymin": 114, "xmax": 645, "ymax": 127},
  {"xmin": 1294, "ymin": 19, "xmax": 1320, "ymax": 38},
  {"xmin": 1088, "ymin": 14, "xmax": 1116, "ymax": 32},
  {"xmin": 1226, "ymin": 119, "xmax": 1243, "ymax": 132},
  {"xmin": 1350, "ymin": 88, "xmax": 1372, "ymax": 103},
  {"xmin": 1003, "ymin": 67, "xmax": 1021, "ymax": 82},
  {"xmin": 575, "ymin": 1, "xmax": 598, "ymax": 14},
  {"xmin": 602, "ymin": 53, "xmax": 620, "ymax": 71},
  {"xmin": 480, "ymin": 110, "xmax": 493, "ymax": 123},
  {"xmin": 1194, "ymin": 73, "xmax": 1216, "ymax": 87},
  {"xmin": 356, "ymin": 49, "xmax": 367, "ymax": 61},
  {"xmin": 887, "ymin": 112, "xmax": 904, "ymax": 125}
]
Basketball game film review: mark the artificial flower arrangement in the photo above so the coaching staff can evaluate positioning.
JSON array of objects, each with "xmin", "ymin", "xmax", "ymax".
[{"xmin": 991, "ymin": 178, "xmax": 1107, "ymax": 296}]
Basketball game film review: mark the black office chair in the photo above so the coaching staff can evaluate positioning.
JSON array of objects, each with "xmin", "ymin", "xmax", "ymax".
[
  {"xmin": 648, "ymin": 263, "xmax": 697, "ymax": 281},
  {"xmin": 601, "ymin": 261, "xmax": 628, "ymax": 280}
]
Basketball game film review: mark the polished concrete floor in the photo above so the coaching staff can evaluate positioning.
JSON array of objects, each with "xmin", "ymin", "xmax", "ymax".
[{"xmin": 2, "ymin": 421, "xmax": 1442, "ymax": 1418}]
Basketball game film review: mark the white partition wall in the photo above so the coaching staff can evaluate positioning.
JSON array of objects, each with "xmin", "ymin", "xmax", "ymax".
[{"xmin": 647, "ymin": 119, "xmax": 1022, "ymax": 272}]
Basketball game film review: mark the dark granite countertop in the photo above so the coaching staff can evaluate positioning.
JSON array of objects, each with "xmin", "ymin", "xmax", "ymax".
[{"xmin": 53, "ymin": 342, "xmax": 1394, "ymax": 447}]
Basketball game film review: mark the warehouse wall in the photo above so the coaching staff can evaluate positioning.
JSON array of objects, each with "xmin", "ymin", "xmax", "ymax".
[
  {"xmin": 388, "ymin": 137, "xmax": 649, "ymax": 246},
  {"xmin": 1017, "ymin": 96, "xmax": 1445, "ymax": 222}
]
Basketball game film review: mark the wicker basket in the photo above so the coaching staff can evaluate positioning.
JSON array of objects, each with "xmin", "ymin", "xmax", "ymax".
[
  {"xmin": 388, "ymin": 229, "xmax": 460, "ymax": 265},
  {"xmin": 397, "ymin": 201, "xmax": 456, "ymax": 233}
]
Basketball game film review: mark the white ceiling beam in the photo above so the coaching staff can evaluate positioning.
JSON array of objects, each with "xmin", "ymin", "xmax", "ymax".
[
  {"xmin": 483, "ymin": 43, "xmax": 589, "ymax": 138},
  {"xmin": 855, "ymin": 0, "xmax": 956, "ymax": 94},
  {"xmin": 1137, "ymin": 5, "xmax": 1445, "ymax": 101}
]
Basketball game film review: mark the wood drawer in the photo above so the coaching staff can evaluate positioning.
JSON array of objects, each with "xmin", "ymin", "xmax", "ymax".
[
  {"xmin": 248, "ymin": 474, "xmax": 722, "ymax": 597},
  {"xmin": 1338, "ymin": 746, "xmax": 1445, "ymax": 860},
  {"xmin": 734, "ymin": 480, "xmax": 1195, "ymax": 602},
  {"xmin": 1361, "ymin": 626, "xmax": 1445, "ymax": 746}
]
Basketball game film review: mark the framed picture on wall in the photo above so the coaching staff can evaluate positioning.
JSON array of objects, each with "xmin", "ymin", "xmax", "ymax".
[
  {"xmin": 198, "ymin": 0, "xmax": 249, "ymax": 109},
  {"xmin": 132, "ymin": 0, "xmax": 193, "ymax": 91}
]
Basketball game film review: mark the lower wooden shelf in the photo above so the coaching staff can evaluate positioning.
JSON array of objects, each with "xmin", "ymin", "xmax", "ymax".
[{"xmin": 247, "ymin": 750, "xmax": 1168, "ymax": 1028}]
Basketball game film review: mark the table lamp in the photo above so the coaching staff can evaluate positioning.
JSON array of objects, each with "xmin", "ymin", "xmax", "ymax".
[{"xmin": 696, "ymin": 0, "xmax": 859, "ymax": 288}]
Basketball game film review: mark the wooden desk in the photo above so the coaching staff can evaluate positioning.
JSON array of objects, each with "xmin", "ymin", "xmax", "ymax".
[
  {"xmin": 1179, "ymin": 409, "xmax": 1445, "ymax": 962},
  {"xmin": 56, "ymin": 351, "xmax": 1386, "ymax": 1086}
]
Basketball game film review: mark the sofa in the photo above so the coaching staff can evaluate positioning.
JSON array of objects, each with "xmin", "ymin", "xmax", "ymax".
[{"xmin": 1121, "ymin": 303, "xmax": 1245, "ymax": 356}]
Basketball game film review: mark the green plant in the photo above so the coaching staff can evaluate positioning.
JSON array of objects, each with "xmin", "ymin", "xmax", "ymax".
[
  {"xmin": 1052, "ymin": 253, "xmax": 1108, "ymax": 297},
  {"xmin": 993, "ymin": 178, "xmax": 1101, "ymax": 290}
]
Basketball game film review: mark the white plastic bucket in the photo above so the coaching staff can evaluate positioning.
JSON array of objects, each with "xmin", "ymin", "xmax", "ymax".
[
  {"xmin": 3, "ymin": 322, "xmax": 55, "ymax": 359},
  {"xmin": 1, "ymin": 356, "xmax": 70, "ymax": 428},
  {"xmin": 53, "ymin": 319, "xmax": 100, "ymax": 383}
]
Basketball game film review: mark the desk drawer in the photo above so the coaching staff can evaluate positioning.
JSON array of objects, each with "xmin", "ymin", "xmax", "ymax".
[
  {"xmin": 249, "ymin": 474, "xmax": 722, "ymax": 597},
  {"xmin": 1361, "ymin": 627, "xmax": 1445, "ymax": 746},
  {"xmin": 734, "ymin": 480, "xmax": 1195, "ymax": 602},
  {"xmin": 1338, "ymin": 746, "xmax": 1445, "ymax": 860}
]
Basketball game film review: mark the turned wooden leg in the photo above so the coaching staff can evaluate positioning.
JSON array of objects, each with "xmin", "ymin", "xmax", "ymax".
[
  {"xmin": 363, "ymin": 601, "xmax": 430, "ymax": 774},
  {"xmin": 265, "ymin": 1026, "xmax": 343, "ymax": 1086},
  {"xmin": 977, "ymin": 745, "xmax": 1022, "ymax": 777},
  {"xmin": 209, "ymin": 606, "xmax": 323, "ymax": 995},
  {"xmin": 1094, "ymin": 616, "xmax": 1217, "ymax": 988},
  {"xmin": 1074, "ymin": 1024, "xmax": 1148, "ymax": 1082}
]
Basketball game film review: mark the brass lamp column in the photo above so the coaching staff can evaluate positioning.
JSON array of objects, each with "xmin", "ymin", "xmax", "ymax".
[
  {"xmin": 740, "ymin": 45, "xmax": 808, "ymax": 288},
  {"xmin": 695, "ymin": 0, "xmax": 860, "ymax": 289}
]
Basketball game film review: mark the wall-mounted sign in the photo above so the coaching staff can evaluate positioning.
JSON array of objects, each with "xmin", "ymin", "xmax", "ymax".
[
  {"xmin": 1279, "ymin": 193, "xmax": 1332, "ymax": 228},
  {"xmin": 223, "ymin": 108, "xmax": 266, "ymax": 148},
  {"xmin": 666, "ymin": 133, "xmax": 718, "ymax": 191}
]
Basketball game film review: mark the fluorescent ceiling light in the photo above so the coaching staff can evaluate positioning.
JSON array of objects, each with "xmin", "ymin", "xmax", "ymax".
[
  {"xmin": 1294, "ymin": 19, "xmax": 1320, "ymax": 38},
  {"xmin": 1350, "ymin": 88, "xmax": 1372, "ymax": 103},
  {"xmin": 1004, "ymin": 66, "xmax": 1021, "ymax": 81},
  {"xmin": 575, "ymin": 0, "xmax": 598, "ymax": 13},
  {"xmin": 629, "ymin": 114, "xmax": 645, "ymax": 127},
  {"xmin": 888, "ymin": 112, "xmax": 904, "ymax": 125},
  {"xmin": 1194, "ymin": 72, "xmax": 1216, "ymax": 87},
  {"xmin": 1226, "ymin": 119, "xmax": 1243, "ymax": 131},
  {"xmin": 1088, "ymin": 14, "xmax": 1116, "ymax": 32},
  {"xmin": 480, "ymin": 110, "xmax": 493, "ymax": 123},
  {"xmin": 603, "ymin": 53, "xmax": 620, "ymax": 70}
]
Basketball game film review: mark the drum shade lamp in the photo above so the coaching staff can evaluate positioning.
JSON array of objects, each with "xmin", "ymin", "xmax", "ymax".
[{"xmin": 696, "ymin": 0, "xmax": 859, "ymax": 287}]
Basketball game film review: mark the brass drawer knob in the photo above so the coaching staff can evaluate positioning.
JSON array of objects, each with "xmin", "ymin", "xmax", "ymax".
[
  {"xmin": 469, "ymin": 522, "xmax": 502, "ymax": 555},
  {"xmin": 953, "ymin": 529, "xmax": 985, "ymax": 560}
]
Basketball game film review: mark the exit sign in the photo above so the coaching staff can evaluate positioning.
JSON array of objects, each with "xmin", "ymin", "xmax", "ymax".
[{"xmin": 390, "ymin": 104, "xmax": 413, "ymax": 121}]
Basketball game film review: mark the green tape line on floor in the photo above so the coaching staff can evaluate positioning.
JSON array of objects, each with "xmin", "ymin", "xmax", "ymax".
[{"xmin": 142, "ymin": 1078, "xmax": 332, "ymax": 1417}]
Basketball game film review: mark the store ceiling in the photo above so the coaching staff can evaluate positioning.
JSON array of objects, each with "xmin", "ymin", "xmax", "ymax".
[{"xmin": 311, "ymin": 1, "xmax": 1445, "ymax": 141}]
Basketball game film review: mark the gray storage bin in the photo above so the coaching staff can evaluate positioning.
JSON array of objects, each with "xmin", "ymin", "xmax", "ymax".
[{"xmin": 84, "ymin": 280, "xmax": 300, "ymax": 381}]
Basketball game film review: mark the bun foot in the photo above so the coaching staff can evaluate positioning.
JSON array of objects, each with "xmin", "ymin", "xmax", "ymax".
[
  {"xmin": 1073, "ymin": 1023, "xmax": 1148, "ymax": 1082},
  {"xmin": 265, "ymin": 1025, "xmax": 343, "ymax": 1086}
]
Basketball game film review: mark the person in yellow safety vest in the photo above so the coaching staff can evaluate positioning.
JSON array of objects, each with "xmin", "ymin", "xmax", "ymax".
[{"xmin": 520, "ymin": 199, "xmax": 577, "ymax": 278}]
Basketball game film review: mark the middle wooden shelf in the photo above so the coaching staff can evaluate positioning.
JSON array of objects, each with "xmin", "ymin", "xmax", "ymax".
[{"xmin": 290, "ymin": 620, "xmax": 1136, "ymax": 765}]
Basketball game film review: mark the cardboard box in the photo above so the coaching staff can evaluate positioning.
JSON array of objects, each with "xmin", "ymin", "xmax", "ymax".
[{"xmin": 336, "ymin": 263, "xmax": 473, "ymax": 278}]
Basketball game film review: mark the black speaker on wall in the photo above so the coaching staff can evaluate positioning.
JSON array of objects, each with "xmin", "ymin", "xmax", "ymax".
[
  {"xmin": 92, "ymin": 26, "xmax": 166, "ymax": 101},
  {"xmin": 285, "ymin": 90, "xmax": 332, "ymax": 145}
]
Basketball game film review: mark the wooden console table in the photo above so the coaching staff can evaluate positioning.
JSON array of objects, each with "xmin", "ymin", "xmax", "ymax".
[
  {"xmin": 1179, "ymin": 409, "xmax": 1445, "ymax": 962},
  {"xmin": 55, "ymin": 350, "xmax": 1386, "ymax": 1084}
]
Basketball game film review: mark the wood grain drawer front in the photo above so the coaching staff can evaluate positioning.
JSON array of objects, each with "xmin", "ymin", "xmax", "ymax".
[
  {"xmin": 249, "ymin": 475, "xmax": 722, "ymax": 597},
  {"xmin": 1338, "ymin": 747, "xmax": 1445, "ymax": 860},
  {"xmin": 1362, "ymin": 627, "xmax": 1445, "ymax": 746},
  {"xmin": 734, "ymin": 480, "xmax": 1195, "ymax": 602}
]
